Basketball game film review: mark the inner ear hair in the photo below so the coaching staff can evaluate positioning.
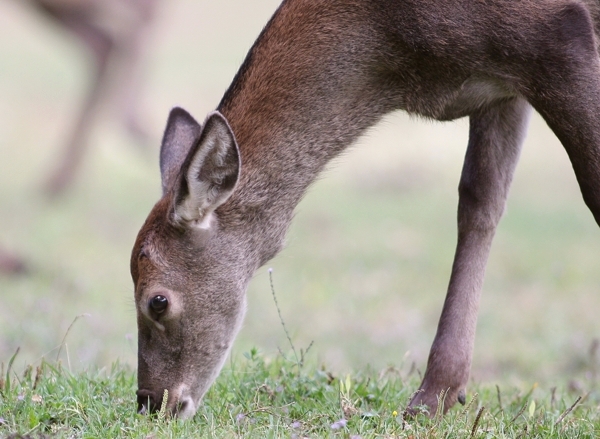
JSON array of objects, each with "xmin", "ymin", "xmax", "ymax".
[{"xmin": 171, "ymin": 112, "xmax": 241, "ymax": 228}]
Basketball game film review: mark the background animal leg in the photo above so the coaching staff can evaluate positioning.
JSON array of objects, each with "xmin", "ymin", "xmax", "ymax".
[{"xmin": 43, "ymin": 14, "xmax": 113, "ymax": 196}]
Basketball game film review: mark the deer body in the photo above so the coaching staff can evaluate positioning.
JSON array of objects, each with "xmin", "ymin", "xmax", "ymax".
[{"xmin": 132, "ymin": 0, "xmax": 600, "ymax": 419}]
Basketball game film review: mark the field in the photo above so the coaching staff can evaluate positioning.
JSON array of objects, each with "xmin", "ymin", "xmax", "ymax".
[
  {"xmin": 2, "ymin": 351, "xmax": 599, "ymax": 438},
  {"xmin": 1, "ymin": 0, "xmax": 600, "ymax": 437}
]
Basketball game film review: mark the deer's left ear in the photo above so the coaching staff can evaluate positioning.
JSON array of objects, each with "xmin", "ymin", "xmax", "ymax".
[
  {"xmin": 171, "ymin": 111, "xmax": 241, "ymax": 229},
  {"xmin": 160, "ymin": 107, "xmax": 203, "ymax": 195}
]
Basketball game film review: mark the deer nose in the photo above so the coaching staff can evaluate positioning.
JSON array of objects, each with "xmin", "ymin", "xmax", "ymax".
[{"xmin": 136, "ymin": 389, "xmax": 161, "ymax": 415}]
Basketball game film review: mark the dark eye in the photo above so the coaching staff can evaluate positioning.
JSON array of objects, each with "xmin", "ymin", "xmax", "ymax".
[{"xmin": 149, "ymin": 295, "xmax": 168, "ymax": 314}]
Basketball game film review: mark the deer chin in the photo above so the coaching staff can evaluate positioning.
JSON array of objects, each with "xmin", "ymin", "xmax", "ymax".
[
  {"xmin": 169, "ymin": 348, "xmax": 233, "ymax": 419},
  {"xmin": 176, "ymin": 397, "xmax": 197, "ymax": 420},
  {"xmin": 171, "ymin": 307, "xmax": 246, "ymax": 419},
  {"xmin": 170, "ymin": 384, "xmax": 197, "ymax": 420},
  {"xmin": 138, "ymin": 345, "xmax": 232, "ymax": 420}
]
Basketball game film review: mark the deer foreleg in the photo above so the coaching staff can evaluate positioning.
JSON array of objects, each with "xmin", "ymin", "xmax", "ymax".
[{"xmin": 409, "ymin": 97, "xmax": 531, "ymax": 415}]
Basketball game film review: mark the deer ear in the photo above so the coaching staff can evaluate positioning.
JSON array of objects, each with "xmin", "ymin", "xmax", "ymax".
[
  {"xmin": 160, "ymin": 107, "xmax": 203, "ymax": 195},
  {"xmin": 171, "ymin": 111, "xmax": 240, "ymax": 228}
]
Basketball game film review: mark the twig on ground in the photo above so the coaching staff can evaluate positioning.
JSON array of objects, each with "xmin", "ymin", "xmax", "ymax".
[
  {"xmin": 470, "ymin": 406, "xmax": 485, "ymax": 439},
  {"xmin": 461, "ymin": 393, "xmax": 478, "ymax": 417},
  {"xmin": 33, "ymin": 363, "xmax": 43, "ymax": 390},
  {"xmin": 555, "ymin": 396, "xmax": 582, "ymax": 426},
  {"xmin": 56, "ymin": 314, "xmax": 90, "ymax": 362},
  {"xmin": 496, "ymin": 385, "xmax": 503, "ymax": 412},
  {"xmin": 510, "ymin": 401, "xmax": 528, "ymax": 423},
  {"xmin": 268, "ymin": 268, "xmax": 300, "ymax": 365}
]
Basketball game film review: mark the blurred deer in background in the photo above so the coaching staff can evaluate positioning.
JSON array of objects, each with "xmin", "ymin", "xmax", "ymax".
[
  {"xmin": 0, "ymin": 0, "xmax": 158, "ymax": 275},
  {"xmin": 26, "ymin": 0, "xmax": 159, "ymax": 195}
]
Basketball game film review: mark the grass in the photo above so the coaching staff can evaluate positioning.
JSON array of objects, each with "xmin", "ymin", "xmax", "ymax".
[
  {"xmin": 1, "ymin": 348, "xmax": 599, "ymax": 438},
  {"xmin": 2, "ymin": 0, "xmax": 600, "ymax": 377}
]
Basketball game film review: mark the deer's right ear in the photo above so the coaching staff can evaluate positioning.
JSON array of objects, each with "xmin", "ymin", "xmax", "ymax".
[
  {"xmin": 170, "ymin": 111, "xmax": 240, "ymax": 229},
  {"xmin": 160, "ymin": 107, "xmax": 203, "ymax": 195}
]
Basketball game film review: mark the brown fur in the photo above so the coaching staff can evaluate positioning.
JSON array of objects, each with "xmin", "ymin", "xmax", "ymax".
[{"xmin": 132, "ymin": 0, "xmax": 600, "ymax": 418}]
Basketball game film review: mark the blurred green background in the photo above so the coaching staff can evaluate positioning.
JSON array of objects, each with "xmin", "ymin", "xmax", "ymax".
[{"xmin": 1, "ymin": 0, "xmax": 599, "ymax": 393}]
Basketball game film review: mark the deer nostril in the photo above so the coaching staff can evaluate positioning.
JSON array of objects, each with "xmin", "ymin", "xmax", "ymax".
[{"xmin": 136, "ymin": 389, "xmax": 160, "ymax": 415}]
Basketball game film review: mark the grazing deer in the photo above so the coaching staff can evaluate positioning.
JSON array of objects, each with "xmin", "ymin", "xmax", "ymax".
[
  {"xmin": 131, "ymin": 0, "xmax": 600, "ymax": 419},
  {"xmin": 25, "ymin": 0, "xmax": 158, "ymax": 195}
]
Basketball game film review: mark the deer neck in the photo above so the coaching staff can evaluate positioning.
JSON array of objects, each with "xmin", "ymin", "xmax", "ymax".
[{"xmin": 214, "ymin": 4, "xmax": 393, "ymax": 268}]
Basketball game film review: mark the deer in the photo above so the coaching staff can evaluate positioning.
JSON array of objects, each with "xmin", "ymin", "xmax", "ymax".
[
  {"xmin": 23, "ymin": 0, "xmax": 158, "ymax": 195},
  {"xmin": 130, "ymin": 0, "xmax": 600, "ymax": 419}
]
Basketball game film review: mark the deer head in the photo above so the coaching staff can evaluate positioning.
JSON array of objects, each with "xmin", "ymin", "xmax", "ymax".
[{"xmin": 131, "ymin": 107, "xmax": 246, "ymax": 419}]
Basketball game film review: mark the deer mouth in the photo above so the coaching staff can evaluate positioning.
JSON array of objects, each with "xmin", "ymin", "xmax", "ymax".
[
  {"xmin": 174, "ymin": 392, "xmax": 197, "ymax": 419},
  {"xmin": 136, "ymin": 388, "xmax": 160, "ymax": 415},
  {"xmin": 136, "ymin": 385, "xmax": 197, "ymax": 419}
]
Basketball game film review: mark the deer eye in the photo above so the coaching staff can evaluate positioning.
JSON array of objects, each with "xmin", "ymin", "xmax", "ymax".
[{"xmin": 149, "ymin": 295, "xmax": 168, "ymax": 314}]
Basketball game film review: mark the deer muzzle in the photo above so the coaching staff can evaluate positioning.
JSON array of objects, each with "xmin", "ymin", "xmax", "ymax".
[{"xmin": 136, "ymin": 386, "xmax": 197, "ymax": 419}]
